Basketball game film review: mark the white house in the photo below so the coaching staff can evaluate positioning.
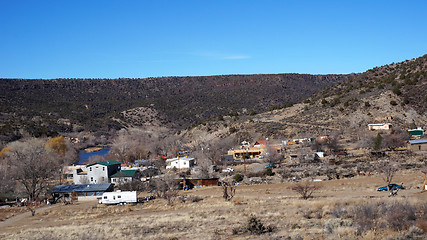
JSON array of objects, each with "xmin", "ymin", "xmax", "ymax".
[
  {"xmin": 166, "ymin": 157, "xmax": 195, "ymax": 169},
  {"xmin": 368, "ymin": 123, "xmax": 392, "ymax": 131}
]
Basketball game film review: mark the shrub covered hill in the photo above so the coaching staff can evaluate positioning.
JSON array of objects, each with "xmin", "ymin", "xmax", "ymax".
[
  {"xmin": 0, "ymin": 73, "xmax": 350, "ymax": 141},
  {"xmin": 183, "ymin": 54, "xmax": 427, "ymax": 140}
]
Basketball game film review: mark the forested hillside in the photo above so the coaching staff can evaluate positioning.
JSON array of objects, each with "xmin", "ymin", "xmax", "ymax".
[{"xmin": 0, "ymin": 73, "xmax": 350, "ymax": 141}]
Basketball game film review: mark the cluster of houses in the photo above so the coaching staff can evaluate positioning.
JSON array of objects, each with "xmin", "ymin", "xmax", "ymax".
[
  {"xmin": 368, "ymin": 123, "xmax": 426, "ymax": 152},
  {"xmin": 52, "ymin": 122, "xmax": 427, "ymax": 202}
]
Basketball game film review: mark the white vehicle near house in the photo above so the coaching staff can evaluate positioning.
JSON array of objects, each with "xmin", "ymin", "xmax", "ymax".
[
  {"xmin": 99, "ymin": 191, "xmax": 137, "ymax": 205},
  {"xmin": 222, "ymin": 167, "xmax": 234, "ymax": 173}
]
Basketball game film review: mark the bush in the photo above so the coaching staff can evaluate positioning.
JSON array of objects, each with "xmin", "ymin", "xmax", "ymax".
[
  {"xmin": 246, "ymin": 215, "xmax": 274, "ymax": 235},
  {"xmin": 233, "ymin": 173, "xmax": 243, "ymax": 182},
  {"xmin": 393, "ymin": 86, "xmax": 402, "ymax": 95},
  {"xmin": 264, "ymin": 167, "xmax": 274, "ymax": 176},
  {"xmin": 247, "ymin": 215, "xmax": 266, "ymax": 234}
]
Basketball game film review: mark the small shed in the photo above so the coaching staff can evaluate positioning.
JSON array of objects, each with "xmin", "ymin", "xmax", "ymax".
[
  {"xmin": 51, "ymin": 183, "xmax": 114, "ymax": 202},
  {"xmin": 408, "ymin": 128, "xmax": 424, "ymax": 138},
  {"xmin": 181, "ymin": 178, "xmax": 219, "ymax": 189},
  {"xmin": 407, "ymin": 139, "xmax": 427, "ymax": 152}
]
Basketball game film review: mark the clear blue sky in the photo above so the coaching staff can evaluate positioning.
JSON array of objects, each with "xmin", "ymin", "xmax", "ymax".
[{"xmin": 1, "ymin": 1, "xmax": 426, "ymax": 79}]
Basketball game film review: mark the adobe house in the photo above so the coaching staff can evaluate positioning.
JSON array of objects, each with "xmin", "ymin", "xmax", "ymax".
[
  {"xmin": 407, "ymin": 139, "xmax": 427, "ymax": 152},
  {"xmin": 227, "ymin": 139, "xmax": 283, "ymax": 160},
  {"xmin": 368, "ymin": 123, "xmax": 392, "ymax": 131}
]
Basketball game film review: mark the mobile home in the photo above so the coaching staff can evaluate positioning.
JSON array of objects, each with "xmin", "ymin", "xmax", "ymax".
[{"xmin": 99, "ymin": 191, "xmax": 137, "ymax": 205}]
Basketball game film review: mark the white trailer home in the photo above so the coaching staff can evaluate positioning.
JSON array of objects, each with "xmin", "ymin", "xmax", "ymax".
[{"xmin": 99, "ymin": 191, "xmax": 137, "ymax": 205}]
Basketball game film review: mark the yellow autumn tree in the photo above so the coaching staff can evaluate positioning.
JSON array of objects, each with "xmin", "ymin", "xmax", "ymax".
[
  {"xmin": 0, "ymin": 147, "xmax": 11, "ymax": 158},
  {"xmin": 46, "ymin": 136, "xmax": 68, "ymax": 155}
]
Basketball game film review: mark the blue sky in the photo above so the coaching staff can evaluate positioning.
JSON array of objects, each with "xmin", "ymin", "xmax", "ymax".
[{"xmin": 1, "ymin": 1, "xmax": 426, "ymax": 79}]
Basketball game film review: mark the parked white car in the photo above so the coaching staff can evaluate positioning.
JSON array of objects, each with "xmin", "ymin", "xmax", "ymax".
[
  {"xmin": 222, "ymin": 167, "xmax": 234, "ymax": 173},
  {"xmin": 99, "ymin": 191, "xmax": 137, "ymax": 205}
]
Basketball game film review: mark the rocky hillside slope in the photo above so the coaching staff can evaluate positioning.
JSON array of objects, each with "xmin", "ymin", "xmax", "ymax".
[
  {"xmin": 182, "ymin": 54, "xmax": 427, "ymax": 143},
  {"xmin": 0, "ymin": 73, "xmax": 350, "ymax": 141}
]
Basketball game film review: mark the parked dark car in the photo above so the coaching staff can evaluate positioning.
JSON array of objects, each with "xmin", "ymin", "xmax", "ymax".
[{"xmin": 377, "ymin": 183, "xmax": 405, "ymax": 191}]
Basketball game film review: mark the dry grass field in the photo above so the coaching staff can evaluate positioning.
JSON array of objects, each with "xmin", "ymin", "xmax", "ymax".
[{"xmin": 1, "ymin": 170, "xmax": 426, "ymax": 240}]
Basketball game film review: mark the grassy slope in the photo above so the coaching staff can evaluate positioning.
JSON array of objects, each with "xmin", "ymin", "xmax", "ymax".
[{"xmin": 0, "ymin": 169, "xmax": 426, "ymax": 239}]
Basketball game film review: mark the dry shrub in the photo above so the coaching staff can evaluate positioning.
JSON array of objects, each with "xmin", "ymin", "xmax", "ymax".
[
  {"xmin": 232, "ymin": 215, "xmax": 275, "ymax": 235},
  {"xmin": 299, "ymin": 207, "xmax": 322, "ymax": 219},
  {"xmin": 324, "ymin": 218, "xmax": 352, "ymax": 234},
  {"xmin": 347, "ymin": 201, "xmax": 420, "ymax": 235},
  {"xmin": 291, "ymin": 182, "xmax": 321, "ymax": 200},
  {"xmin": 385, "ymin": 202, "xmax": 417, "ymax": 231},
  {"xmin": 385, "ymin": 226, "xmax": 425, "ymax": 240}
]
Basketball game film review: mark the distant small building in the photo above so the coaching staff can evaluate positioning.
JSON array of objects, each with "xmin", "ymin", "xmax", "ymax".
[
  {"xmin": 51, "ymin": 183, "xmax": 114, "ymax": 202},
  {"xmin": 181, "ymin": 178, "xmax": 219, "ymax": 189},
  {"xmin": 368, "ymin": 123, "xmax": 392, "ymax": 131},
  {"xmin": 166, "ymin": 157, "xmax": 195, "ymax": 169},
  {"xmin": 407, "ymin": 139, "xmax": 427, "ymax": 152},
  {"xmin": 228, "ymin": 139, "xmax": 282, "ymax": 160},
  {"xmin": 408, "ymin": 128, "xmax": 424, "ymax": 138},
  {"xmin": 110, "ymin": 170, "xmax": 137, "ymax": 184}
]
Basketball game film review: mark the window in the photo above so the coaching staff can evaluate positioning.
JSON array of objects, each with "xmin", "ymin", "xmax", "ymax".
[
  {"xmin": 91, "ymin": 177, "xmax": 93, "ymax": 182},
  {"xmin": 103, "ymin": 196, "xmax": 107, "ymax": 199},
  {"xmin": 102, "ymin": 177, "xmax": 105, "ymax": 181},
  {"xmin": 103, "ymin": 167, "xmax": 105, "ymax": 171},
  {"xmin": 118, "ymin": 195, "xmax": 121, "ymax": 198},
  {"xmin": 89, "ymin": 167, "xmax": 92, "ymax": 171}
]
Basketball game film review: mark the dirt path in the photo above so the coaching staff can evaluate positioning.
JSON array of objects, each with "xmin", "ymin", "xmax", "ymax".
[{"xmin": 0, "ymin": 204, "xmax": 57, "ymax": 229}]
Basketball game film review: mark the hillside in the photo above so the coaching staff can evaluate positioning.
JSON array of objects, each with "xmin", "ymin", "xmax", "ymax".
[
  {"xmin": 0, "ymin": 73, "xmax": 350, "ymax": 142},
  {"xmin": 181, "ymin": 54, "xmax": 427, "ymax": 143}
]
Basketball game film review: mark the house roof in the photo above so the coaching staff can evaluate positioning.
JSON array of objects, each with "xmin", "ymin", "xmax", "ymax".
[
  {"xmin": 110, "ymin": 170, "xmax": 137, "ymax": 178},
  {"xmin": 368, "ymin": 123, "xmax": 392, "ymax": 126},
  {"xmin": 408, "ymin": 139, "xmax": 427, "ymax": 145},
  {"xmin": 51, "ymin": 183, "xmax": 113, "ymax": 193},
  {"xmin": 166, "ymin": 156, "xmax": 195, "ymax": 162},
  {"xmin": 254, "ymin": 140, "xmax": 268, "ymax": 146},
  {"xmin": 87, "ymin": 160, "xmax": 121, "ymax": 167}
]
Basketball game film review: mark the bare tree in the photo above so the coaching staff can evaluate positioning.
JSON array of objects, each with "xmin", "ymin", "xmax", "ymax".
[
  {"xmin": 5, "ymin": 138, "xmax": 60, "ymax": 203},
  {"xmin": 377, "ymin": 160, "xmax": 399, "ymax": 185},
  {"xmin": 264, "ymin": 143, "xmax": 283, "ymax": 165},
  {"xmin": 291, "ymin": 181, "xmax": 321, "ymax": 200},
  {"xmin": 149, "ymin": 173, "xmax": 179, "ymax": 205},
  {"xmin": 221, "ymin": 178, "xmax": 237, "ymax": 201}
]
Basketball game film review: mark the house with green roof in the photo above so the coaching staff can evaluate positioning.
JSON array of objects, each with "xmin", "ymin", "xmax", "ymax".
[{"xmin": 111, "ymin": 170, "xmax": 138, "ymax": 185}]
